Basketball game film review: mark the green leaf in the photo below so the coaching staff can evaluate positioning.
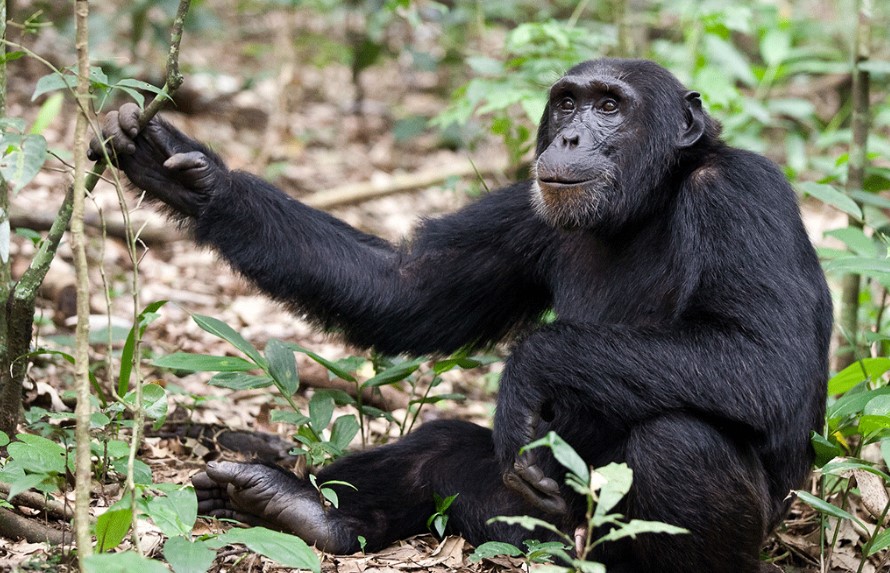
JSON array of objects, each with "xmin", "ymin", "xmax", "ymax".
[
  {"xmin": 119, "ymin": 300, "xmax": 168, "ymax": 395},
  {"xmin": 0, "ymin": 133, "xmax": 48, "ymax": 193},
  {"xmin": 32, "ymin": 72, "xmax": 77, "ymax": 101},
  {"xmin": 209, "ymin": 372, "xmax": 274, "ymax": 390},
  {"xmin": 823, "ymin": 227, "xmax": 877, "ymax": 257},
  {"xmin": 320, "ymin": 487, "xmax": 339, "ymax": 508},
  {"xmin": 192, "ymin": 314, "xmax": 264, "ymax": 366},
  {"xmin": 84, "ymin": 552, "xmax": 172, "ymax": 573},
  {"xmin": 266, "ymin": 338, "xmax": 299, "ymax": 395},
  {"xmin": 860, "ymin": 60, "xmax": 890, "ymax": 75},
  {"xmin": 760, "ymin": 28, "xmax": 791, "ymax": 67},
  {"xmin": 143, "ymin": 487, "xmax": 198, "ymax": 538},
  {"xmin": 362, "ymin": 357, "xmax": 425, "ymax": 388},
  {"xmin": 284, "ymin": 343, "xmax": 357, "ymax": 382},
  {"xmin": 592, "ymin": 463, "xmax": 634, "ymax": 518},
  {"xmin": 330, "ymin": 415, "xmax": 359, "ymax": 451},
  {"xmin": 6, "ymin": 473, "xmax": 50, "ymax": 502},
  {"xmin": 469, "ymin": 541, "xmax": 523, "ymax": 562},
  {"xmin": 594, "ymin": 518, "xmax": 687, "ymax": 546},
  {"xmin": 0, "ymin": 431, "xmax": 8, "ymax": 447},
  {"xmin": 489, "ymin": 515, "xmax": 566, "ymax": 538},
  {"xmin": 523, "ymin": 432, "xmax": 589, "ymax": 487},
  {"xmin": 828, "ymin": 358, "xmax": 890, "ymax": 394},
  {"xmin": 794, "ymin": 490, "xmax": 868, "ymax": 530},
  {"xmin": 164, "ymin": 536, "xmax": 216, "ymax": 573},
  {"xmin": 828, "ymin": 387, "xmax": 890, "ymax": 423},
  {"xmin": 216, "ymin": 527, "xmax": 320, "ymax": 572},
  {"xmin": 8, "ymin": 434, "xmax": 66, "ymax": 475},
  {"xmin": 152, "ymin": 352, "xmax": 256, "ymax": 373},
  {"xmin": 823, "ymin": 256, "xmax": 890, "ymax": 278},
  {"xmin": 95, "ymin": 509, "xmax": 133, "ymax": 552},
  {"xmin": 270, "ymin": 409, "xmax": 311, "ymax": 426},
  {"xmin": 811, "ymin": 432, "xmax": 843, "ymax": 468},
  {"xmin": 799, "ymin": 182, "xmax": 862, "ymax": 220},
  {"xmin": 122, "ymin": 384, "xmax": 168, "ymax": 427},
  {"xmin": 309, "ymin": 393, "xmax": 335, "ymax": 433},
  {"xmin": 868, "ymin": 526, "xmax": 890, "ymax": 556},
  {"xmin": 30, "ymin": 93, "xmax": 64, "ymax": 135}
]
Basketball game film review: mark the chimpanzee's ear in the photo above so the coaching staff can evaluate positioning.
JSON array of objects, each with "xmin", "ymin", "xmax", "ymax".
[
  {"xmin": 535, "ymin": 103, "xmax": 551, "ymax": 157},
  {"xmin": 679, "ymin": 91, "xmax": 706, "ymax": 149}
]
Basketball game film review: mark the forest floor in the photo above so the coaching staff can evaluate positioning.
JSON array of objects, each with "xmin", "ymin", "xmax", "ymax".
[{"xmin": 0, "ymin": 4, "xmax": 864, "ymax": 572}]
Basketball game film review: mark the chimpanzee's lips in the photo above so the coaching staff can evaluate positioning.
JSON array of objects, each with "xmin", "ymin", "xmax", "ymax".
[{"xmin": 537, "ymin": 178, "xmax": 594, "ymax": 188}]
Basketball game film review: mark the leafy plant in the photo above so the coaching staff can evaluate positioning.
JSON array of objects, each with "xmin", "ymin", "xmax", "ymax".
[
  {"xmin": 470, "ymin": 432, "xmax": 687, "ymax": 571},
  {"xmin": 427, "ymin": 492, "xmax": 459, "ymax": 538}
]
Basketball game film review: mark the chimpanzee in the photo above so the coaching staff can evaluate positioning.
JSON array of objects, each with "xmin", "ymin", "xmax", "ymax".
[{"xmin": 90, "ymin": 58, "xmax": 831, "ymax": 572}]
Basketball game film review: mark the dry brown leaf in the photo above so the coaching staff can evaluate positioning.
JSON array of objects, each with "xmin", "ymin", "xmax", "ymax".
[{"xmin": 852, "ymin": 469, "xmax": 890, "ymax": 525}]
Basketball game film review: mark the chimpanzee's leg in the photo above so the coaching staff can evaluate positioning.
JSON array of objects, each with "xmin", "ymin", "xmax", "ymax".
[
  {"xmin": 193, "ymin": 419, "xmax": 563, "ymax": 553},
  {"xmin": 597, "ymin": 413, "xmax": 771, "ymax": 573}
]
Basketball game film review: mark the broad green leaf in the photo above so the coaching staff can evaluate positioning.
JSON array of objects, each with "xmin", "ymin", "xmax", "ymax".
[
  {"xmin": 95, "ymin": 509, "xmax": 132, "ymax": 552},
  {"xmin": 828, "ymin": 358, "xmax": 890, "ymax": 394},
  {"xmin": 823, "ymin": 256, "xmax": 890, "ymax": 278},
  {"xmin": 152, "ymin": 352, "xmax": 256, "ymax": 373},
  {"xmin": 192, "ymin": 314, "xmax": 264, "ymax": 366},
  {"xmin": 490, "ymin": 515, "xmax": 565, "ymax": 538},
  {"xmin": 270, "ymin": 409, "xmax": 311, "ymax": 426},
  {"xmin": 116, "ymin": 78, "xmax": 171, "ymax": 99},
  {"xmin": 811, "ymin": 432, "xmax": 843, "ymax": 468},
  {"xmin": 823, "ymin": 227, "xmax": 877, "ymax": 258},
  {"xmin": 523, "ymin": 432, "xmax": 589, "ymax": 487},
  {"xmin": 122, "ymin": 384, "xmax": 168, "ymax": 427},
  {"xmin": 215, "ymin": 527, "xmax": 320, "ymax": 572},
  {"xmin": 266, "ymin": 338, "xmax": 299, "ymax": 395},
  {"xmin": 860, "ymin": 61, "xmax": 890, "ymax": 75},
  {"xmin": 594, "ymin": 518, "xmax": 687, "ymax": 546},
  {"xmin": 8, "ymin": 434, "xmax": 66, "ymax": 474},
  {"xmin": 30, "ymin": 93, "xmax": 64, "ymax": 135},
  {"xmin": 5, "ymin": 473, "xmax": 49, "ymax": 502},
  {"xmin": 84, "ymin": 552, "xmax": 171, "ymax": 573},
  {"xmin": 210, "ymin": 372, "xmax": 274, "ymax": 390},
  {"xmin": 594, "ymin": 463, "xmax": 634, "ymax": 518},
  {"xmin": 309, "ymin": 393, "xmax": 335, "ymax": 433},
  {"xmin": 32, "ymin": 72, "xmax": 77, "ymax": 101},
  {"xmin": 760, "ymin": 28, "xmax": 791, "ymax": 67},
  {"xmin": 794, "ymin": 490, "xmax": 867, "ymax": 530},
  {"xmin": 362, "ymin": 357, "xmax": 425, "ymax": 388},
  {"xmin": 858, "ymin": 414, "xmax": 890, "ymax": 435},
  {"xmin": 143, "ymin": 487, "xmax": 198, "ymax": 538},
  {"xmin": 0, "ymin": 431, "xmax": 8, "ymax": 447},
  {"xmin": 469, "ymin": 541, "xmax": 523, "ymax": 562},
  {"xmin": 828, "ymin": 387, "xmax": 890, "ymax": 423},
  {"xmin": 799, "ymin": 182, "xmax": 862, "ymax": 219},
  {"xmin": 164, "ymin": 536, "xmax": 216, "ymax": 573},
  {"xmin": 865, "ymin": 394, "xmax": 890, "ymax": 416},
  {"xmin": 330, "ymin": 415, "xmax": 360, "ymax": 451},
  {"xmin": 0, "ymin": 133, "xmax": 48, "ymax": 193},
  {"xmin": 320, "ymin": 487, "xmax": 339, "ymax": 509}
]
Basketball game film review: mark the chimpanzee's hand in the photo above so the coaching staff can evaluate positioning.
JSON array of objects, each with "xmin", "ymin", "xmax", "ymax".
[
  {"xmin": 88, "ymin": 102, "xmax": 230, "ymax": 217},
  {"xmin": 494, "ymin": 358, "xmax": 567, "ymax": 516}
]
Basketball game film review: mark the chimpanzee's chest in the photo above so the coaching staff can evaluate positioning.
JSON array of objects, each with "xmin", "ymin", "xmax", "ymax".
[{"xmin": 550, "ymin": 231, "xmax": 683, "ymax": 325}]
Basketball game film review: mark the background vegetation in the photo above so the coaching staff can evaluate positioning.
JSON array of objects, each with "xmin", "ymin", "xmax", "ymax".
[{"xmin": 0, "ymin": 0, "xmax": 888, "ymax": 571}]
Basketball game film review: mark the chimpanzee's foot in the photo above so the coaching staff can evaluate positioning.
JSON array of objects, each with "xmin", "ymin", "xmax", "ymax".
[
  {"xmin": 192, "ymin": 460, "xmax": 355, "ymax": 553},
  {"xmin": 502, "ymin": 457, "xmax": 567, "ymax": 516}
]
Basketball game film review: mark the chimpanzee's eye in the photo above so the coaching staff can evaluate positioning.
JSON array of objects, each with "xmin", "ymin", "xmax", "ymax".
[
  {"xmin": 599, "ymin": 98, "xmax": 619, "ymax": 113},
  {"xmin": 557, "ymin": 97, "xmax": 576, "ymax": 113}
]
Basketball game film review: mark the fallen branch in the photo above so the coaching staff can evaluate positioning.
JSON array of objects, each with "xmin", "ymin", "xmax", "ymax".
[
  {"xmin": 0, "ymin": 507, "xmax": 67, "ymax": 545},
  {"xmin": 302, "ymin": 159, "xmax": 508, "ymax": 210},
  {"xmin": 9, "ymin": 205, "xmax": 179, "ymax": 244},
  {"xmin": 0, "ymin": 482, "xmax": 73, "ymax": 520}
]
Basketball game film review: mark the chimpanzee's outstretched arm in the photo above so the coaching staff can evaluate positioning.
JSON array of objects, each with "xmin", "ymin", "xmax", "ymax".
[{"xmin": 91, "ymin": 104, "xmax": 556, "ymax": 355}]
